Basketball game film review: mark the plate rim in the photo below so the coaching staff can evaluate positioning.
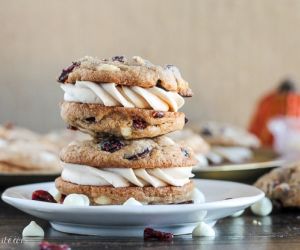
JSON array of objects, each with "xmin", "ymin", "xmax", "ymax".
[
  {"xmin": 1, "ymin": 179, "xmax": 264, "ymax": 212},
  {"xmin": 194, "ymin": 158, "xmax": 284, "ymax": 172}
]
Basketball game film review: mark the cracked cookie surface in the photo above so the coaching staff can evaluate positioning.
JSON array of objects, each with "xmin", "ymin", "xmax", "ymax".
[
  {"xmin": 60, "ymin": 136, "xmax": 197, "ymax": 169},
  {"xmin": 58, "ymin": 56, "xmax": 193, "ymax": 97}
]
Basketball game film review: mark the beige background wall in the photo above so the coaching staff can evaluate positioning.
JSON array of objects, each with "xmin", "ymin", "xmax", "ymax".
[{"xmin": 1, "ymin": 0, "xmax": 300, "ymax": 132}]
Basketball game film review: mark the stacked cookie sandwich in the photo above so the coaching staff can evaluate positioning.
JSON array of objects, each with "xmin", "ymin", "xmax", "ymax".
[{"xmin": 55, "ymin": 55, "xmax": 197, "ymax": 205}]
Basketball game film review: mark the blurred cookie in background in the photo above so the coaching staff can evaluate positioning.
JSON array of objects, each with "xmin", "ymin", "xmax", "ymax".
[
  {"xmin": 255, "ymin": 162, "xmax": 300, "ymax": 208},
  {"xmin": 197, "ymin": 121, "xmax": 260, "ymax": 148},
  {"xmin": 0, "ymin": 123, "xmax": 89, "ymax": 174},
  {"xmin": 169, "ymin": 129, "xmax": 210, "ymax": 169},
  {"xmin": 42, "ymin": 128, "xmax": 91, "ymax": 150}
]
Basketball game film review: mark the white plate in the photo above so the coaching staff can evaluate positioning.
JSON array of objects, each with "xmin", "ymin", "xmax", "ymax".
[{"xmin": 1, "ymin": 179, "xmax": 263, "ymax": 237}]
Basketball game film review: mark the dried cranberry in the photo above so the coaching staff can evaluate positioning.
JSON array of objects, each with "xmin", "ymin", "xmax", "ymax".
[
  {"xmin": 39, "ymin": 241, "xmax": 71, "ymax": 250},
  {"xmin": 4, "ymin": 122, "xmax": 14, "ymax": 129},
  {"xmin": 58, "ymin": 62, "xmax": 80, "ymax": 83},
  {"xmin": 201, "ymin": 128, "xmax": 212, "ymax": 136},
  {"xmin": 153, "ymin": 111, "xmax": 164, "ymax": 118},
  {"xmin": 100, "ymin": 137, "xmax": 125, "ymax": 153},
  {"xmin": 184, "ymin": 117, "xmax": 188, "ymax": 124},
  {"xmin": 125, "ymin": 148, "xmax": 150, "ymax": 160},
  {"xmin": 144, "ymin": 228, "xmax": 173, "ymax": 241},
  {"xmin": 112, "ymin": 56, "xmax": 125, "ymax": 63},
  {"xmin": 181, "ymin": 148, "xmax": 189, "ymax": 157},
  {"xmin": 165, "ymin": 64, "xmax": 174, "ymax": 69},
  {"xmin": 67, "ymin": 125, "xmax": 78, "ymax": 131},
  {"xmin": 133, "ymin": 118, "xmax": 147, "ymax": 129},
  {"xmin": 32, "ymin": 190, "xmax": 56, "ymax": 203},
  {"xmin": 84, "ymin": 117, "xmax": 96, "ymax": 123}
]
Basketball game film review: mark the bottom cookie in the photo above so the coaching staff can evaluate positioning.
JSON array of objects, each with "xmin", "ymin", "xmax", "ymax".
[{"xmin": 55, "ymin": 177, "xmax": 194, "ymax": 205}]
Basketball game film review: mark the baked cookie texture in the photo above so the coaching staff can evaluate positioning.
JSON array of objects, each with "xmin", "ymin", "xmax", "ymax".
[
  {"xmin": 255, "ymin": 163, "xmax": 300, "ymax": 207},
  {"xmin": 61, "ymin": 102, "xmax": 185, "ymax": 139},
  {"xmin": 60, "ymin": 136, "xmax": 197, "ymax": 169},
  {"xmin": 55, "ymin": 177, "xmax": 194, "ymax": 205},
  {"xmin": 58, "ymin": 56, "xmax": 193, "ymax": 97}
]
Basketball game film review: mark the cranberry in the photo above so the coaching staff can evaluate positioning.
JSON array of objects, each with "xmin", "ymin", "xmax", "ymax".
[
  {"xmin": 84, "ymin": 117, "xmax": 96, "ymax": 123},
  {"xmin": 181, "ymin": 148, "xmax": 189, "ymax": 157},
  {"xmin": 100, "ymin": 137, "xmax": 125, "ymax": 153},
  {"xmin": 58, "ymin": 62, "xmax": 80, "ymax": 83},
  {"xmin": 4, "ymin": 122, "xmax": 14, "ymax": 129},
  {"xmin": 144, "ymin": 228, "xmax": 173, "ymax": 241},
  {"xmin": 112, "ymin": 56, "xmax": 126, "ymax": 63},
  {"xmin": 153, "ymin": 111, "xmax": 164, "ymax": 118},
  {"xmin": 133, "ymin": 118, "xmax": 147, "ymax": 130},
  {"xmin": 201, "ymin": 127, "xmax": 212, "ymax": 136},
  {"xmin": 125, "ymin": 148, "xmax": 150, "ymax": 160},
  {"xmin": 32, "ymin": 190, "xmax": 57, "ymax": 203},
  {"xmin": 165, "ymin": 64, "xmax": 174, "ymax": 69},
  {"xmin": 67, "ymin": 125, "xmax": 78, "ymax": 131},
  {"xmin": 39, "ymin": 241, "xmax": 71, "ymax": 250}
]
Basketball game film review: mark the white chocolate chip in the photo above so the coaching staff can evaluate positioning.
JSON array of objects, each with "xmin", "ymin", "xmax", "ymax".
[
  {"xmin": 192, "ymin": 222, "xmax": 215, "ymax": 237},
  {"xmin": 97, "ymin": 64, "xmax": 120, "ymax": 72},
  {"xmin": 94, "ymin": 196, "xmax": 111, "ymax": 205},
  {"xmin": 48, "ymin": 187, "xmax": 62, "ymax": 203},
  {"xmin": 123, "ymin": 197, "xmax": 143, "ymax": 206},
  {"xmin": 231, "ymin": 210, "xmax": 244, "ymax": 217},
  {"xmin": 22, "ymin": 221, "xmax": 44, "ymax": 237},
  {"xmin": 121, "ymin": 127, "xmax": 132, "ymax": 137},
  {"xmin": 251, "ymin": 197, "xmax": 273, "ymax": 216},
  {"xmin": 192, "ymin": 188, "xmax": 205, "ymax": 204},
  {"xmin": 63, "ymin": 194, "xmax": 90, "ymax": 206}
]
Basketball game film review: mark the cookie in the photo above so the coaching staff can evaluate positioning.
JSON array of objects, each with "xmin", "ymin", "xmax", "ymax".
[
  {"xmin": 169, "ymin": 129, "xmax": 210, "ymax": 155},
  {"xmin": 55, "ymin": 177, "xmax": 194, "ymax": 205},
  {"xmin": 60, "ymin": 136, "xmax": 197, "ymax": 169},
  {"xmin": 197, "ymin": 121, "xmax": 260, "ymax": 148},
  {"xmin": 0, "ymin": 162, "xmax": 59, "ymax": 174},
  {"xmin": 58, "ymin": 56, "xmax": 193, "ymax": 97},
  {"xmin": 255, "ymin": 163, "xmax": 300, "ymax": 207},
  {"xmin": 0, "ymin": 138, "xmax": 61, "ymax": 171},
  {"xmin": 60, "ymin": 102, "xmax": 186, "ymax": 139},
  {"xmin": 0, "ymin": 123, "xmax": 40, "ymax": 142}
]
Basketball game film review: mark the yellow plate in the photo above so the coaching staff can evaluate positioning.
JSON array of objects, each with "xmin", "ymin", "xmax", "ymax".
[{"xmin": 193, "ymin": 148, "xmax": 284, "ymax": 184}]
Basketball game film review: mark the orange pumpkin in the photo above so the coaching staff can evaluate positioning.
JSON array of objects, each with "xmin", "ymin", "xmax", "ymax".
[{"xmin": 249, "ymin": 79, "xmax": 300, "ymax": 146}]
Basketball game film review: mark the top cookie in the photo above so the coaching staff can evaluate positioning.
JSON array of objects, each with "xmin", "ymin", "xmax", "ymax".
[{"xmin": 57, "ymin": 56, "xmax": 193, "ymax": 97}]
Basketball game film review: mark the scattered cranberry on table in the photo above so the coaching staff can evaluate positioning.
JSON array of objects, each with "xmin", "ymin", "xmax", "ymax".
[
  {"xmin": 144, "ymin": 227, "xmax": 173, "ymax": 241},
  {"xmin": 39, "ymin": 241, "xmax": 71, "ymax": 250}
]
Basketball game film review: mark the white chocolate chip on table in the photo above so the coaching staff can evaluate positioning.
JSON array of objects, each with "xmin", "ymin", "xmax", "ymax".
[
  {"xmin": 251, "ymin": 197, "xmax": 273, "ymax": 216},
  {"xmin": 192, "ymin": 222, "xmax": 216, "ymax": 237},
  {"xmin": 22, "ymin": 221, "xmax": 44, "ymax": 237}
]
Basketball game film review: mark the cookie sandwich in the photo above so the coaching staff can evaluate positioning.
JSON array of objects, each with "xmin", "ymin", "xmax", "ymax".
[
  {"xmin": 55, "ymin": 55, "xmax": 198, "ymax": 205},
  {"xmin": 56, "ymin": 136, "xmax": 197, "ymax": 205},
  {"xmin": 59, "ymin": 56, "xmax": 192, "ymax": 139}
]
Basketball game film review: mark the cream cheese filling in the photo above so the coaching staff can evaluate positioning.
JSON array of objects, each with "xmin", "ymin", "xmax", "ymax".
[
  {"xmin": 61, "ymin": 81, "xmax": 185, "ymax": 112},
  {"xmin": 61, "ymin": 162, "xmax": 194, "ymax": 188}
]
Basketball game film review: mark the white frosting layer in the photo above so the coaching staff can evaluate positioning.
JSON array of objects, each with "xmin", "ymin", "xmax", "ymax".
[
  {"xmin": 61, "ymin": 81, "xmax": 185, "ymax": 112},
  {"xmin": 61, "ymin": 162, "xmax": 194, "ymax": 188}
]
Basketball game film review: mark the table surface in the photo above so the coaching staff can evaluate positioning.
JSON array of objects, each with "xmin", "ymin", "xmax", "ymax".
[{"xmin": 0, "ymin": 197, "xmax": 300, "ymax": 250}]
